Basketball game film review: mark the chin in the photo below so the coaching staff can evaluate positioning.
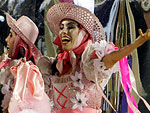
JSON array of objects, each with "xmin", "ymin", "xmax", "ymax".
[
  {"xmin": 62, "ymin": 45, "xmax": 73, "ymax": 51},
  {"xmin": 8, "ymin": 52, "xmax": 12, "ymax": 58}
]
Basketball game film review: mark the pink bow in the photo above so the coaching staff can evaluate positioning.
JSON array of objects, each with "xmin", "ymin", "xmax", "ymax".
[
  {"xmin": 0, "ymin": 59, "xmax": 11, "ymax": 69},
  {"xmin": 10, "ymin": 58, "xmax": 44, "ymax": 101}
]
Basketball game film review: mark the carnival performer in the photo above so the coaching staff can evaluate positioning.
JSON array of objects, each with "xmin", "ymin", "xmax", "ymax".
[
  {"xmin": 38, "ymin": 2, "xmax": 150, "ymax": 113},
  {"xmin": 0, "ymin": 13, "xmax": 51, "ymax": 113}
]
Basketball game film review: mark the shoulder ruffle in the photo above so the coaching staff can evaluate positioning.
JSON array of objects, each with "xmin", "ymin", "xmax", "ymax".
[
  {"xmin": 37, "ymin": 56, "xmax": 55, "ymax": 76},
  {"xmin": 81, "ymin": 40, "xmax": 120, "ymax": 82}
]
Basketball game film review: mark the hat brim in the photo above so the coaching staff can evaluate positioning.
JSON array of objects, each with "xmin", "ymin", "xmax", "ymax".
[
  {"xmin": 5, "ymin": 13, "xmax": 42, "ymax": 58},
  {"xmin": 46, "ymin": 2, "xmax": 106, "ymax": 42}
]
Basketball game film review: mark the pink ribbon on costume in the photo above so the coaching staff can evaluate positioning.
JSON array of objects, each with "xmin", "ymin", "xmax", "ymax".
[
  {"xmin": 113, "ymin": 46, "xmax": 137, "ymax": 113},
  {"xmin": 115, "ymin": 46, "xmax": 150, "ymax": 113},
  {"xmin": 119, "ymin": 57, "xmax": 138, "ymax": 113},
  {"xmin": 0, "ymin": 59, "xmax": 11, "ymax": 69},
  {"xmin": 10, "ymin": 58, "xmax": 44, "ymax": 101}
]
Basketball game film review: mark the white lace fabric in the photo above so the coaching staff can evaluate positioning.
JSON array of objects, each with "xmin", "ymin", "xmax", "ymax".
[
  {"xmin": 82, "ymin": 40, "xmax": 120, "ymax": 84},
  {"xmin": 0, "ymin": 60, "xmax": 18, "ymax": 111}
]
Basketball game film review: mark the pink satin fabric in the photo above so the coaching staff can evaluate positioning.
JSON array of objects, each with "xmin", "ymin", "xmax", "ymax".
[
  {"xmin": 119, "ymin": 57, "xmax": 138, "ymax": 113},
  {"xmin": 56, "ymin": 108, "xmax": 102, "ymax": 113},
  {"xmin": 10, "ymin": 58, "xmax": 44, "ymax": 101},
  {"xmin": 8, "ymin": 58, "xmax": 51, "ymax": 113}
]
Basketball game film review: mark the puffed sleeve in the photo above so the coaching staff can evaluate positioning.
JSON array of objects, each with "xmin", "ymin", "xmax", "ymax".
[
  {"xmin": 37, "ymin": 56, "xmax": 56, "ymax": 99},
  {"xmin": 37, "ymin": 56, "xmax": 55, "ymax": 76},
  {"xmin": 81, "ymin": 40, "xmax": 120, "ymax": 83}
]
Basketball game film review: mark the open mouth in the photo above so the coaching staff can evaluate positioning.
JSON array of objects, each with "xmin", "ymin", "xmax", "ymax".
[
  {"xmin": 61, "ymin": 37, "xmax": 71, "ymax": 44},
  {"xmin": 7, "ymin": 47, "xmax": 10, "ymax": 51}
]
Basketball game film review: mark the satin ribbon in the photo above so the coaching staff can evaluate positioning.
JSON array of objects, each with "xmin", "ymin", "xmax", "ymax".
[
  {"xmin": 0, "ymin": 59, "xmax": 11, "ymax": 69},
  {"xmin": 119, "ymin": 57, "xmax": 138, "ymax": 113},
  {"xmin": 104, "ymin": 0, "xmax": 119, "ymax": 42},
  {"xmin": 55, "ymin": 33, "xmax": 92, "ymax": 75},
  {"xmin": 10, "ymin": 58, "xmax": 44, "ymax": 101},
  {"xmin": 120, "ymin": 57, "xmax": 150, "ymax": 113},
  {"xmin": 93, "ymin": 44, "xmax": 150, "ymax": 112},
  {"xmin": 126, "ymin": 0, "xmax": 146, "ymax": 105},
  {"xmin": 57, "ymin": 38, "xmax": 92, "ymax": 75},
  {"xmin": 57, "ymin": 51, "xmax": 71, "ymax": 75}
]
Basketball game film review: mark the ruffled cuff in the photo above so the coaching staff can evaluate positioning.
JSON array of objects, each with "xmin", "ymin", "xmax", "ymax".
[{"xmin": 82, "ymin": 40, "xmax": 119, "ymax": 82}]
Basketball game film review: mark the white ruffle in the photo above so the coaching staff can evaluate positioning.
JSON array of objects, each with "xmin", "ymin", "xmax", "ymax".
[
  {"xmin": 18, "ymin": 109, "xmax": 39, "ymax": 113},
  {"xmin": 81, "ymin": 40, "xmax": 119, "ymax": 82}
]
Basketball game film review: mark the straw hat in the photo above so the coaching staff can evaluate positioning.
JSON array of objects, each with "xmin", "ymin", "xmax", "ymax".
[
  {"xmin": 5, "ymin": 13, "xmax": 41, "ymax": 57},
  {"xmin": 46, "ymin": 2, "xmax": 106, "ymax": 42}
]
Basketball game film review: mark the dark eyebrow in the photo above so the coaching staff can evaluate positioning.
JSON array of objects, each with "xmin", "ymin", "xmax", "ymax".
[{"xmin": 67, "ymin": 22, "xmax": 78, "ymax": 26}]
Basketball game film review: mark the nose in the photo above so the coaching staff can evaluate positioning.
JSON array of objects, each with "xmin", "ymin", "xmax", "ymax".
[
  {"xmin": 62, "ymin": 27, "xmax": 68, "ymax": 34},
  {"xmin": 5, "ymin": 36, "xmax": 9, "ymax": 43}
]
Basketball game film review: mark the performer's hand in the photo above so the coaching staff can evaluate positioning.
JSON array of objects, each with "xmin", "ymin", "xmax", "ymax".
[{"xmin": 138, "ymin": 29, "xmax": 150, "ymax": 41}]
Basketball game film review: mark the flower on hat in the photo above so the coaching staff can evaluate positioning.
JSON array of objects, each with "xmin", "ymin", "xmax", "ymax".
[
  {"xmin": 70, "ymin": 92, "xmax": 88, "ymax": 111},
  {"xmin": 70, "ymin": 72, "xmax": 84, "ymax": 89}
]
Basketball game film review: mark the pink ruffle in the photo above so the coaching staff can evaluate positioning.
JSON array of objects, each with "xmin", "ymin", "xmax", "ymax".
[
  {"xmin": 8, "ymin": 90, "xmax": 51, "ymax": 113},
  {"xmin": 56, "ymin": 108, "xmax": 102, "ymax": 113}
]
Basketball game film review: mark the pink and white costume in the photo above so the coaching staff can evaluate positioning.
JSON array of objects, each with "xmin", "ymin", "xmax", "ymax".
[
  {"xmin": 38, "ymin": 40, "xmax": 119, "ymax": 113},
  {"xmin": 0, "ymin": 13, "xmax": 43, "ymax": 112},
  {"xmin": 8, "ymin": 59, "xmax": 51, "ymax": 113},
  {"xmin": 42, "ymin": 2, "xmax": 150, "ymax": 113}
]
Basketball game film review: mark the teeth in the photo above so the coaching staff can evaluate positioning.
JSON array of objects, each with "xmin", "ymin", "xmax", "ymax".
[{"xmin": 62, "ymin": 37, "xmax": 70, "ymax": 42}]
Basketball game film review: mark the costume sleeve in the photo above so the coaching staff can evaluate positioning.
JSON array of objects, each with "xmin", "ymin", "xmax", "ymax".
[
  {"xmin": 37, "ymin": 56, "xmax": 55, "ymax": 99},
  {"xmin": 0, "ymin": 60, "xmax": 18, "ymax": 112},
  {"xmin": 81, "ymin": 40, "xmax": 120, "ymax": 83},
  {"xmin": 0, "ymin": 60, "xmax": 18, "ymax": 85},
  {"xmin": 37, "ymin": 56, "xmax": 55, "ymax": 76}
]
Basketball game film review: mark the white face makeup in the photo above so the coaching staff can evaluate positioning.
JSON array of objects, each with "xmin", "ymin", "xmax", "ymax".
[
  {"xmin": 5, "ymin": 29, "xmax": 16, "ymax": 57},
  {"xmin": 59, "ymin": 19, "xmax": 80, "ymax": 51}
]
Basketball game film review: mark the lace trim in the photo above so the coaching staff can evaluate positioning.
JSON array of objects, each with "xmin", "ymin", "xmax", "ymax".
[{"xmin": 82, "ymin": 40, "xmax": 119, "ymax": 82}]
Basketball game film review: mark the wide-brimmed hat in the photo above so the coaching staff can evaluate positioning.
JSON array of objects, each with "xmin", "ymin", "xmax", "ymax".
[
  {"xmin": 46, "ymin": 2, "xmax": 106, "ymax": 42},
  {"xmin": 5, "ymin": 13, "xmax": 41, "ymax": 57}
]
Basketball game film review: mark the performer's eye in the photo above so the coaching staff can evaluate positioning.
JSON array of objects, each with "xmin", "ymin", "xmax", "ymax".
[
  {"xmin": 68, "ymin": 25, "xmax": 75, "ymax": 30},
  {"xmin": 9, "ymin": 33, "xmax": 12, "ymax": 37},
  {"xmin": 60, "ymin": 24, "xmax": 64, "ymax": 30},
  {"xmin": 60, "ymin": 26, "xmax": 64, "ymax": 30}
]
